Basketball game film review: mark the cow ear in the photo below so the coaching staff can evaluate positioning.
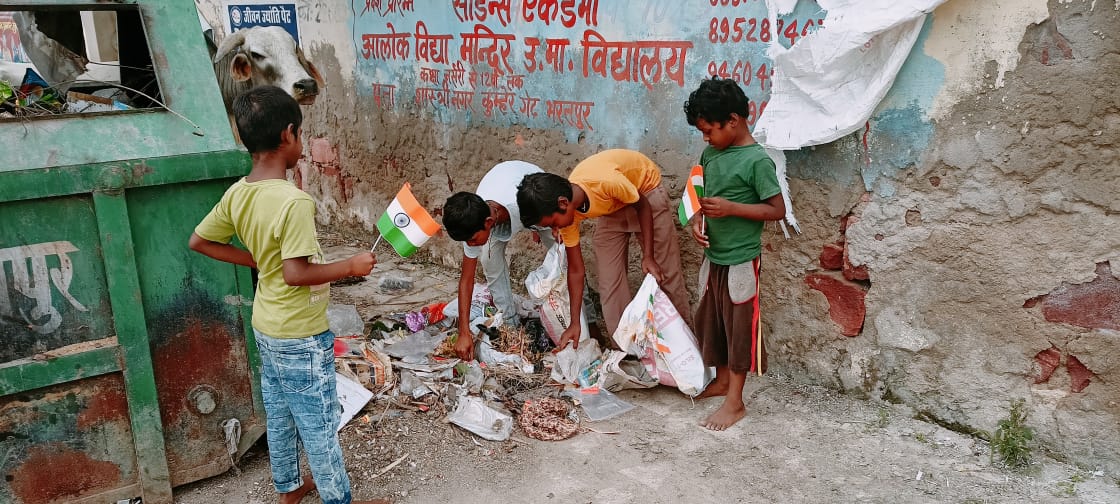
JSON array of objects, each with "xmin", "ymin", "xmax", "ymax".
[
  {"xmin": 230, "ymin": 53, "xmax": 252, "ymax": 82},
  {"xmin": 297, "ymin": 47, "xmax": 325, "ymax": 87},
  {"xmin": 306, "ymin": 61, "xmax": 325, "ymax": 87}
]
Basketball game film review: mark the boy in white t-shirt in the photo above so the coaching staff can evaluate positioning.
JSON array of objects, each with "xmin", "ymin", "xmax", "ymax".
[{"xmin": 443, "ymin": 161, "xmax": 547, "ymax": 360}]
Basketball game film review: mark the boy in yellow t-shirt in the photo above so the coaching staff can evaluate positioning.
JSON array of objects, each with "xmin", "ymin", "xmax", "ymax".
[
  {"xmin": 516, "ymin": 149, "xmax": 692, "ymax": 352},
  {"xmin": 189, "ymin": 86, "xmax": 386, "ymax": 504}
]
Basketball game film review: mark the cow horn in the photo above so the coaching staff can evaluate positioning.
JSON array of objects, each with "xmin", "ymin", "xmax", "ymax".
[{"xmin": 213, "ymin": 30, "xmax": 247, "ymax": 63}]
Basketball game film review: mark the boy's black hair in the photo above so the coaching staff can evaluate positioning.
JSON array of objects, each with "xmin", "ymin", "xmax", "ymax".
[
  {"xmin": 232, "ymin": 85, "xmax": 303, "ymax": 153},
  {"xmin": 683, "ymin": 77, "xmax": 750, "ymax": 126},
  {"xmin": 442, "ymin": 192, "xmax": 489, "ymax": 241},
  {"xmin": 516, "ymin": 172, "xmax": 572, "ymax": 228}
]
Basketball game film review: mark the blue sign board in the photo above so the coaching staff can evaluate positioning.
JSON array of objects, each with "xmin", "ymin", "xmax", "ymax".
[{"xmin": 224, "ymin": 1, "xmax": 300, "ymax": 45}]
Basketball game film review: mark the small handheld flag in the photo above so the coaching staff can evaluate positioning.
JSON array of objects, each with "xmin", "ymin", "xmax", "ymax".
[
  {"xmin": 376, "ymin": 183, "xmax": 440, "ymax": 258},
  {"xmin": 677, "ymin": 165, "xmax": 704, "ymax": 227}
]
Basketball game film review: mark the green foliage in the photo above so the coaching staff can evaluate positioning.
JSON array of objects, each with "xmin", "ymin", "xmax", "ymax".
[{"xmin": 990, "ymin": 399, "xmax": 1034, "ymax": 470}]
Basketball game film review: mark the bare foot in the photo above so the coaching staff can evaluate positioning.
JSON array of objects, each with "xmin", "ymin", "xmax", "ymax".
[
  {"xmin": 278, "ymin": 475, "xmax": 315, "ymax": 504},
  {"xmin": 696, "ymin": 375, "xmax": 729, "ymax": 399},
  {"xmin": 701, "ymin": 401, "xmax": 746, "ymax": 431}
]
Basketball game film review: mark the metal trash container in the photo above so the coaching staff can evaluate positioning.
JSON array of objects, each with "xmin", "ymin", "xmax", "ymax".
[{"xmin": 1, "ymin": 1, "xmax": 263, "ymax": 502}]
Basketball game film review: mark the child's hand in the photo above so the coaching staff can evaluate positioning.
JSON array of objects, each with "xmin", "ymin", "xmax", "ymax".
[
  {"xmin": 347, "ymin": 252, "xmax": 377, "ymax": 276},
  {"xmin": 690, "ymin": 216, "xmax": 709, "ymax": 248},
  {"xmin": 641, "ymin": 256, "xmax": 664, "ymax": 283},
  {"xmin": 699, "ymin": 197, "xmax": 735, "ymax": 218},
  {"xmin": 454, "ymin": 332, "xmax": 475, "ymax": 361},
  {"xmin": 553, "ymin": 324, "xmax": 581, "ymax": 353}
]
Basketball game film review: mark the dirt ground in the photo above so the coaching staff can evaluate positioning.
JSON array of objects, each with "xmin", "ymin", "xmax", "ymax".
[{"xmin": 174, "ymin": 238, "xmax": 1120, "ymax": 504}]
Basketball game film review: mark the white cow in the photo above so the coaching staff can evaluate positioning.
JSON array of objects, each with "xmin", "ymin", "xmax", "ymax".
[{"xmin": 211, "ymin": 26, "xmax": 323, "ymax": 112}]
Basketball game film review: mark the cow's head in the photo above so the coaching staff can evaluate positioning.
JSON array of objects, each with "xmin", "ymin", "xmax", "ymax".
[{"xmin": 213, "ymin": 26, "xmax": 323, "ymax": 105}]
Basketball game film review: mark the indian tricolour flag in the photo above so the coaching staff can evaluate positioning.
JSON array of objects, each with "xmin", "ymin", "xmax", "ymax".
[
  {"xmin": 677, "ymin": 165, "xmax": 704, "ymax": 227},
  {"xmin": 376, "ymin": 183, "xmax": 440, "ymax": 258}
]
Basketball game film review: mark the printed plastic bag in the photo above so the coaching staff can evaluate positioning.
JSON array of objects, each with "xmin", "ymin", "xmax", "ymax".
[
  {"xmin": 612, "ymin": 274, "xmax": 714, "ymax": 396},
  {"xmin": 524, "ymin": 244, "xmax": 590, "ymax": 345}
]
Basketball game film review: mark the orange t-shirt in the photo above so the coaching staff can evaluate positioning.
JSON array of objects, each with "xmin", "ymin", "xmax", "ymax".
[{"xmin": 560, "ymin": 149, "xmax": 662, "ymax": 246}]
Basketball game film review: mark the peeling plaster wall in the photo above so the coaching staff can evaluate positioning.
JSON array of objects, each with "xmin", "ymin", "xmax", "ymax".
[{"xmin": 198, "ymin": 0, "xmax": 1120, "ymax": 474}]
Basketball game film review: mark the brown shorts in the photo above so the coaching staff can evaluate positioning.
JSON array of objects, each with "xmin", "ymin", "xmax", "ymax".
[{"xmin": 694, "ymin": 257, "xmax": 766, "ymax": 375}]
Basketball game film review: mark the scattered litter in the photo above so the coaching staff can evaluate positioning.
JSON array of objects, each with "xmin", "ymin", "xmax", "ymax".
[
  {"xmin": 551, "ymin": 339, "xmax": 601, "ymax": 385},
  {"xmin": 447, "ymin": 395, "xmax": 513, "ymax": 441},
  {"xmin": 372, "ymin": 454, "xmax": 409, "ymax": 479},
  {"xmin": 65, "ymin": 90, "xmax": 130, "ymax": 113},
  {"xmin": 442, "ymin": 283, "xmax": 494, "ymax": 321},
  {"xmin": 405, "ymin": 311, "xmax": 428, "ymax": 332},
  {"xmin": 518, "ymin": 397, "xmax": 580, "ymax": 441},
  {"xmin": 398, "ymin": 370, "xmax": 434, "ymax": 399},
  {"xmin": 477, "ymin": 338, "xmax": 534, "ymax": 373},
  {"xmin": 564, "ymin": 388, "xmax": 634, "ymax": 422},
  {"xmin": 598, "ymin": 350, "xmax": 658, "ymax": 392},
  {"xmin": 336, "ymin": 372, "xmax": 374, "ymax": 432},
  {"xmin": 328, "ymin": 304, "xmax": 365, "ymax": 337},
  {"xmin": 221, "ymin": 418, "xmax": 243, "ymax": 475},
  {"xmin": 384, "ymin": 331, "xmax": 450, "ymax": 363},
  {"xmin": 379, "ymin": 274, "xmax": 414, "ymax": 293},
  {"xmin": 458, "ymin": 361, "xmax": 485, "ymax": 394},
  {"xmin": 525, "ymin": 319, "xmax": 553, "ymax": 353}
]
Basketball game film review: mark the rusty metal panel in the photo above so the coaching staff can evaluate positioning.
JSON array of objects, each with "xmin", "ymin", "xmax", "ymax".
[
  {"xmin": 128, "ymin": 181, "xmax": 263, "ymax": 486},
  {"xmin": 0, "ymin": 374, "xmax": 139, "ymax": 504}
]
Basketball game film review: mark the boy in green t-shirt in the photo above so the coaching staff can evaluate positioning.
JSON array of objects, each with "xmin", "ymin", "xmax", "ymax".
[
  {"xmin": 683, "ymin": 78, "xmax": 786, "ymax": 431},
  {"xmin": 189, "ymin": 86, "xmax": 386, "ymax": 504}
]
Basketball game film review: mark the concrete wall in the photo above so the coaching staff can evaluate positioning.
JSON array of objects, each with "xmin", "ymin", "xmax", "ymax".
[{"xmin": 198, "ymin": 0, "xmax": 1120, "ymax": 474}]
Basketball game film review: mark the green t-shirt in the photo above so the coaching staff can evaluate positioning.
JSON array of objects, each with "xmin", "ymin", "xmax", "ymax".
[
  {"xmin": 699, "ymin": 144, "xmax": 782, "ymax": 265},
  {"xmin": 195, "ymin": 178, "xmax": 329, "ymax": 338}
]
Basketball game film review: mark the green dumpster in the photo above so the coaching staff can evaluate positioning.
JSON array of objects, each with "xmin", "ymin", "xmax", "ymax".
[{"xmin": 1, "ymin": 1, "xmax": 264, "ymax": 502}]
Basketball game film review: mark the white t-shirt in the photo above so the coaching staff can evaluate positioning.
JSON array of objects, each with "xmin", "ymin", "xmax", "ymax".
[{"xmin": 463, "ymin": 160, "xmax": 542, "ymax": 259}]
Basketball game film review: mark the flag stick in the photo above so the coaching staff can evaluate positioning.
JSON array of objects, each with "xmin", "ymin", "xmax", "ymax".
[
  {"xmin": 370, "ymin": 234, "xmax": 383, "ymax": 253},
  {"xmin": 700, "ymin": 216, "xmax": 706, "ymax": 237}
]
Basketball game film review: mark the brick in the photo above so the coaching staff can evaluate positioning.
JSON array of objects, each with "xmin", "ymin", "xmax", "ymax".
[
  {"xmin": 842, "ymin": 246, "xmax": 870, "ymax": 281},
  {"xmin": 1039, "ymin": 263, "xmax": 1120, "ymax": 331},
  {"xmin": 819, "ymin": 243, "xmax": 844, "ymax": 270},
  {"xmin": 1067, "ymin": 355, "xmax": 1093, "ymax": 393},
  {"xmin": 805, "ymin": 273, "xmax": 867, "ymax": 337},
  {"xmin": 1033, "ymin": 346, "xmax": 1061, "ymax": 384}
]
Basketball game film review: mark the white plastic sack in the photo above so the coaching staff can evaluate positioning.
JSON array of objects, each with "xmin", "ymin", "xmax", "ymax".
[
  {"xmin": 754, "ymin": 0, "xmax": 946, "ymax": 149},
  {"xmin": 525, "ymin": 244, "xmax": 591, "ymax": 345},
  {"xmin": 612, "ymin": 274, "xmax": 714, "ymax": 397}
]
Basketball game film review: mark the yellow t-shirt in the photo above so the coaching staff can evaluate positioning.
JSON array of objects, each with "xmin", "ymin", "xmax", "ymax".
[
  {"xmin": 195, "ymin": 178, "xmax": 329, "ymax": 338},
  {"xmin": 560, "ymin": 149, "xmax": 662, "ymax": 246}
]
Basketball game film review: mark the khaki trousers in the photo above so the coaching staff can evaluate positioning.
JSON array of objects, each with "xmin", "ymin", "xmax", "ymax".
[{"xmin": 591, "ymin": 185, "xmax": 692, "ymax": 335}]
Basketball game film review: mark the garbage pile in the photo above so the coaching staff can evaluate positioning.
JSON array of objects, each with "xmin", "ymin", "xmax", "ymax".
[
  {"xmin": 1, "ymin": 67, "xmax": 133, "ymax": 119},
  {"xmin": 327, "ymin": 257, "xmax": 717, "ymax": 443}
]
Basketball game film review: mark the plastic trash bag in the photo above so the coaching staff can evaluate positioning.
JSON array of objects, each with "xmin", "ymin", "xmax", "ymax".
[
  {"xmin": 447, "ymin": 395, "xmax": 513, "ymax": 441},
  {"xmin": 327, "ymin": 304, "xmax": 364, "ymax": 337},
  {"xmin": 612, "ymin": 274, "xmax": 714, "ymax": 397},
  {"xmin": 525, "ymin": 244, "xmax": 591, "ymax": 345}
]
